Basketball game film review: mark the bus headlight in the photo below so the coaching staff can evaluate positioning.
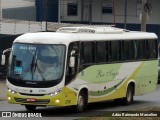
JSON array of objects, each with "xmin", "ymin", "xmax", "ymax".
[
  {"xmin": 8, "ymin": 89, "xmax": 17, "ymax": 94},
  {"xmin": 48, "ymin": 89, "xmax": 62, "ymax": 96}
]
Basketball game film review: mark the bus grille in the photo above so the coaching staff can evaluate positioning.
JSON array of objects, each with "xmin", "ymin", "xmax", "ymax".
[
  {"xmin": 14, "ymin": 98, "xmax": 50, "ymax": 104},
  {"xmin": 19, "ymin": 93, "xmax": 45, "ymax": 96}
]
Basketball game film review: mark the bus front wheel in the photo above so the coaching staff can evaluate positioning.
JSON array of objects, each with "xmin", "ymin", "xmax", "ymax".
[
  {"xmin": 25, "ymin": 105, "xmax": 36, "ymax": 111},
  {"xmin": 75, "ymin": 91, "xmax": 87, "ymax": 112},
  {"xmin": 122, "ymin": 84, "xmax": 134, "ymax": 105}
]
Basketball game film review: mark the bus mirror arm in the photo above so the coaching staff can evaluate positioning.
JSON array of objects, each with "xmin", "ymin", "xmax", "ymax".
[{"xmin": 69, "ymin": 50, "xmax": 76, "ymax": 68}]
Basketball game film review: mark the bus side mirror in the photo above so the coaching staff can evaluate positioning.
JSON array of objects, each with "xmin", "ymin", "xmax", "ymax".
[
  {"xmin": 1, "ymin": 54, "xmax": 6, "ymax": 65},
  {"xmin": 69, "ymin": 56, "xmax": 75, "ymax": 68},
  {"xmin": 69, "ymin": 50, "xmax": 76, "ymax": 68}
]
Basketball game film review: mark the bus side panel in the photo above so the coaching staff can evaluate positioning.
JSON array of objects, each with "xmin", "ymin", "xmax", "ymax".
[
  {"xmin": 63, "ymin": 86, "xmax": 77, "ymax": 106},
  {"xmin": 75, "ymin": 62, "xmax": 138, "ymax": 103},
  {"xmin": 134, "ymin": 60, "xmax": 158, "ymax": 95},
  {"xmin": 74, "ymin": 60, "xmax": 158, "ymax": 103}
]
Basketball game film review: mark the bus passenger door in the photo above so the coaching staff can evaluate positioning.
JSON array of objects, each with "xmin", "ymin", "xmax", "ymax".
[
  {"xmin": 64, "ymin": 42, "xmax": 79, "ymax": 105},
  {"xmin": 75, "ymin": 42, "xmax": 95, "ymax": 103}
]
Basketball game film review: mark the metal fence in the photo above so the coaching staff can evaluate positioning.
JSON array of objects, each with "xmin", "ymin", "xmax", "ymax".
[{"xmin": 0, "ymin": 19, "xmax": 46, "ymax": 35}]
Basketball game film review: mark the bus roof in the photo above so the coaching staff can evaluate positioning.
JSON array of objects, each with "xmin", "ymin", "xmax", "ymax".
[{"xmin": 14, "ymin": 27, "xmax": 158, "ymax": 45}]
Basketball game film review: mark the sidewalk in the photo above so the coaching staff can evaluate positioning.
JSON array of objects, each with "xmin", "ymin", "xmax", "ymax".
[{"xmin": 0, "ymin": 80, "xmax": 7, "ymax": 101}]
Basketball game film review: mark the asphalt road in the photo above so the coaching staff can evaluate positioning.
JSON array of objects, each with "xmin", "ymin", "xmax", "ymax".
[{"xmin": 0, "ymin": 81, "xmax": 160, "ymax": 120}]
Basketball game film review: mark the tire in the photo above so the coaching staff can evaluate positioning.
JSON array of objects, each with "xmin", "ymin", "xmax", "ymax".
[
  {"xmin": 75, "ymin": 91, "xmax": 87, "ymax": 112},
  {"xmin": 122, "ymin": 84, "xmax": 134, "ymax": 105},
  {"xmin": 25, "ymin": 105, "xmax": 36, "ymax": 111}
]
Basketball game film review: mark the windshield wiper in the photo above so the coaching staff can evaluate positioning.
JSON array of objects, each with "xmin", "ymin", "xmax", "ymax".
[
  {"xmin": 31, "ymin": 54, "xmax": 36, "ymax": 81},
  {"xmin": 31, "ymin": 55, "xmax": 35, "ymax": 74},
  {"xmin": 32, "ymin": 55, "xmax": 46, "ymax": 81},
  {"xmin": 35, "ymin": 64, "xmax": 46, "ymax": 81},
  {"xmin": 17, "ymin": 46, "xmax": 46, "ymax": 81}
]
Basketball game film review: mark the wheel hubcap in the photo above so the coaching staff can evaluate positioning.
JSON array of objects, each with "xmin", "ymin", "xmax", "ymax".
[
  {"xmin": 77, "ymin": 95, "xmax": 84, "ymax": 110},
  {"xmin": 127, "ymin": 89, "xmax": 132, "ymax": 102}
]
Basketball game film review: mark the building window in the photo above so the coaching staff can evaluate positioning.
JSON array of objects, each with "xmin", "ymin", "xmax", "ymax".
[
  {"xmin": 102, "ymin": 3, "xmax": 113, "ymax": 14},
  {"xmin": 67, "ymin": 2, "xmax": 78, "ymax": 16}
]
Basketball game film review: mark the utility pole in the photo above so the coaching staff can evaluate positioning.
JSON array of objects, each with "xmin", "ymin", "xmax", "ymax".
[
  {"xmin": 58, "ymin": 0, "xmax": 61, "ymax": 23},
  {"xmin": 141, "ymin": 0, "xmax": 147, "ymax": 31},
  {"xmin": 89, "ymin": 0, "xmax": 92, "ymax": 24},
  {"xmin": 81, "ymin": 0, "xmax": 84, "ymax": 22},
  {"xmin": 0, "ymin": 0, "xmax": 2, "ymax": 20},
  {"xmin": 44, "ymin": 0, "xmax": 48, "ymax": 31},
  {"xmin": 113, "ymin": 0, "xmax": 116, "ymax": 25},
  {"xmin": 124, "ymin": 0, "xmax": 127, "ymax": 29}
]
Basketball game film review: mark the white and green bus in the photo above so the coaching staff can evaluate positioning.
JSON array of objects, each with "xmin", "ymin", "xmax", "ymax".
[{"xmin": 2, "ymin": 26, "xmax": 158, "ymax": 112}]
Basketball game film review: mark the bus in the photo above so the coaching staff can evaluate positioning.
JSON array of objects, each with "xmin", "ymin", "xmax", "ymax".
[{"xmin": 2, "ymin": 26, "xmax": 158, "ymax": 112}]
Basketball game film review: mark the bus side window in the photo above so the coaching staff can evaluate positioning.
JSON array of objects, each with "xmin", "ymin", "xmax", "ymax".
[
  {"xmin": 136, "ymin": 40, "xmax": 146, "ymax": 60},
  {"xmin": 110, "ymin": 41, "xmax": 120, "ymax": 62},
  {"xmin": 96, "ymin": 41, "xmax": 106, "ymax": 63},
  {"xmin": 105, "ymin": 42, "xmax": 110, "ymax": 62},
  {"xmin": 80, "ymin": 42, "xmax": 94, "ymax": 64},
  {"xmin": 148, "ymin": 39, "xmax": 157, "ymax": 59},
  {"xmin": 124, "ymin": 40, "xmax": 135, "ymax": 61},
  {"xmin": 120, "ymin": 41, "xmax": 125, "ymax": 61}
]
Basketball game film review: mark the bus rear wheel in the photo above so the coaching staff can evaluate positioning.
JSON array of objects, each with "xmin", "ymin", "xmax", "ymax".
[
  {"xmin": 25, "ymin": 105, "xmax": 36, "ymax": 111},
  {"xmin": 122, "ymin": 84, "xmax": 134, "ymax": 105},
  {"xmin": 114, "ymin": 84, "xmax": 134, "ymax": 105}
]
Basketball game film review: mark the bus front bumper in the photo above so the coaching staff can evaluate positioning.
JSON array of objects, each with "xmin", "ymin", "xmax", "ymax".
[{"xmin": 7, "ymin": 91, "xmax": 69, "ymax": 107}]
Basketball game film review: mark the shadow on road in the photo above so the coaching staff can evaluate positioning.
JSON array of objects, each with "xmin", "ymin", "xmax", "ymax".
[{"xmin": 16, "ymin": 100, "xmax": 155, "ymax": 117}]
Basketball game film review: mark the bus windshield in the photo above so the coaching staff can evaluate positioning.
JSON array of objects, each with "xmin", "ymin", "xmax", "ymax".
[{"xmin": 8, "ymin": 43, "xmax": 66, "ymax": 82}]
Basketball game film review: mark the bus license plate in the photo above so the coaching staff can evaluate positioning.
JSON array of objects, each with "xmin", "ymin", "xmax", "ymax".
[{"xmin": 26, "ymin": 98, "xmax": 36, "ymax": 102}]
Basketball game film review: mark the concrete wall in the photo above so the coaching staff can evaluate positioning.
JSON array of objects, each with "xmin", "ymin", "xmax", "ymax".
[
  {"xmin": 1, "ymin": 0, "xmax": 36, "ymax": 21},
  {"xmin": 1, "ymin": 0, "xmax": 35, "ymax": 8},
  {"xmin": 2, "ymin": 6, "xmax": 36, "ymax": 21}
]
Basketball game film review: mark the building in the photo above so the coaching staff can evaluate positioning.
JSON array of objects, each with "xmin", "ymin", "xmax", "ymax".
[
  {"xmin": 59, "ymin": 0, "xmax": 160, "ymax": 36},
  {"xmin": 34, "ymin": 0, "xmax": 160, "ymax": 39},
  {"xmin": 1, "ymin": 0, "xmax": 160, "ymax": 39}
]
